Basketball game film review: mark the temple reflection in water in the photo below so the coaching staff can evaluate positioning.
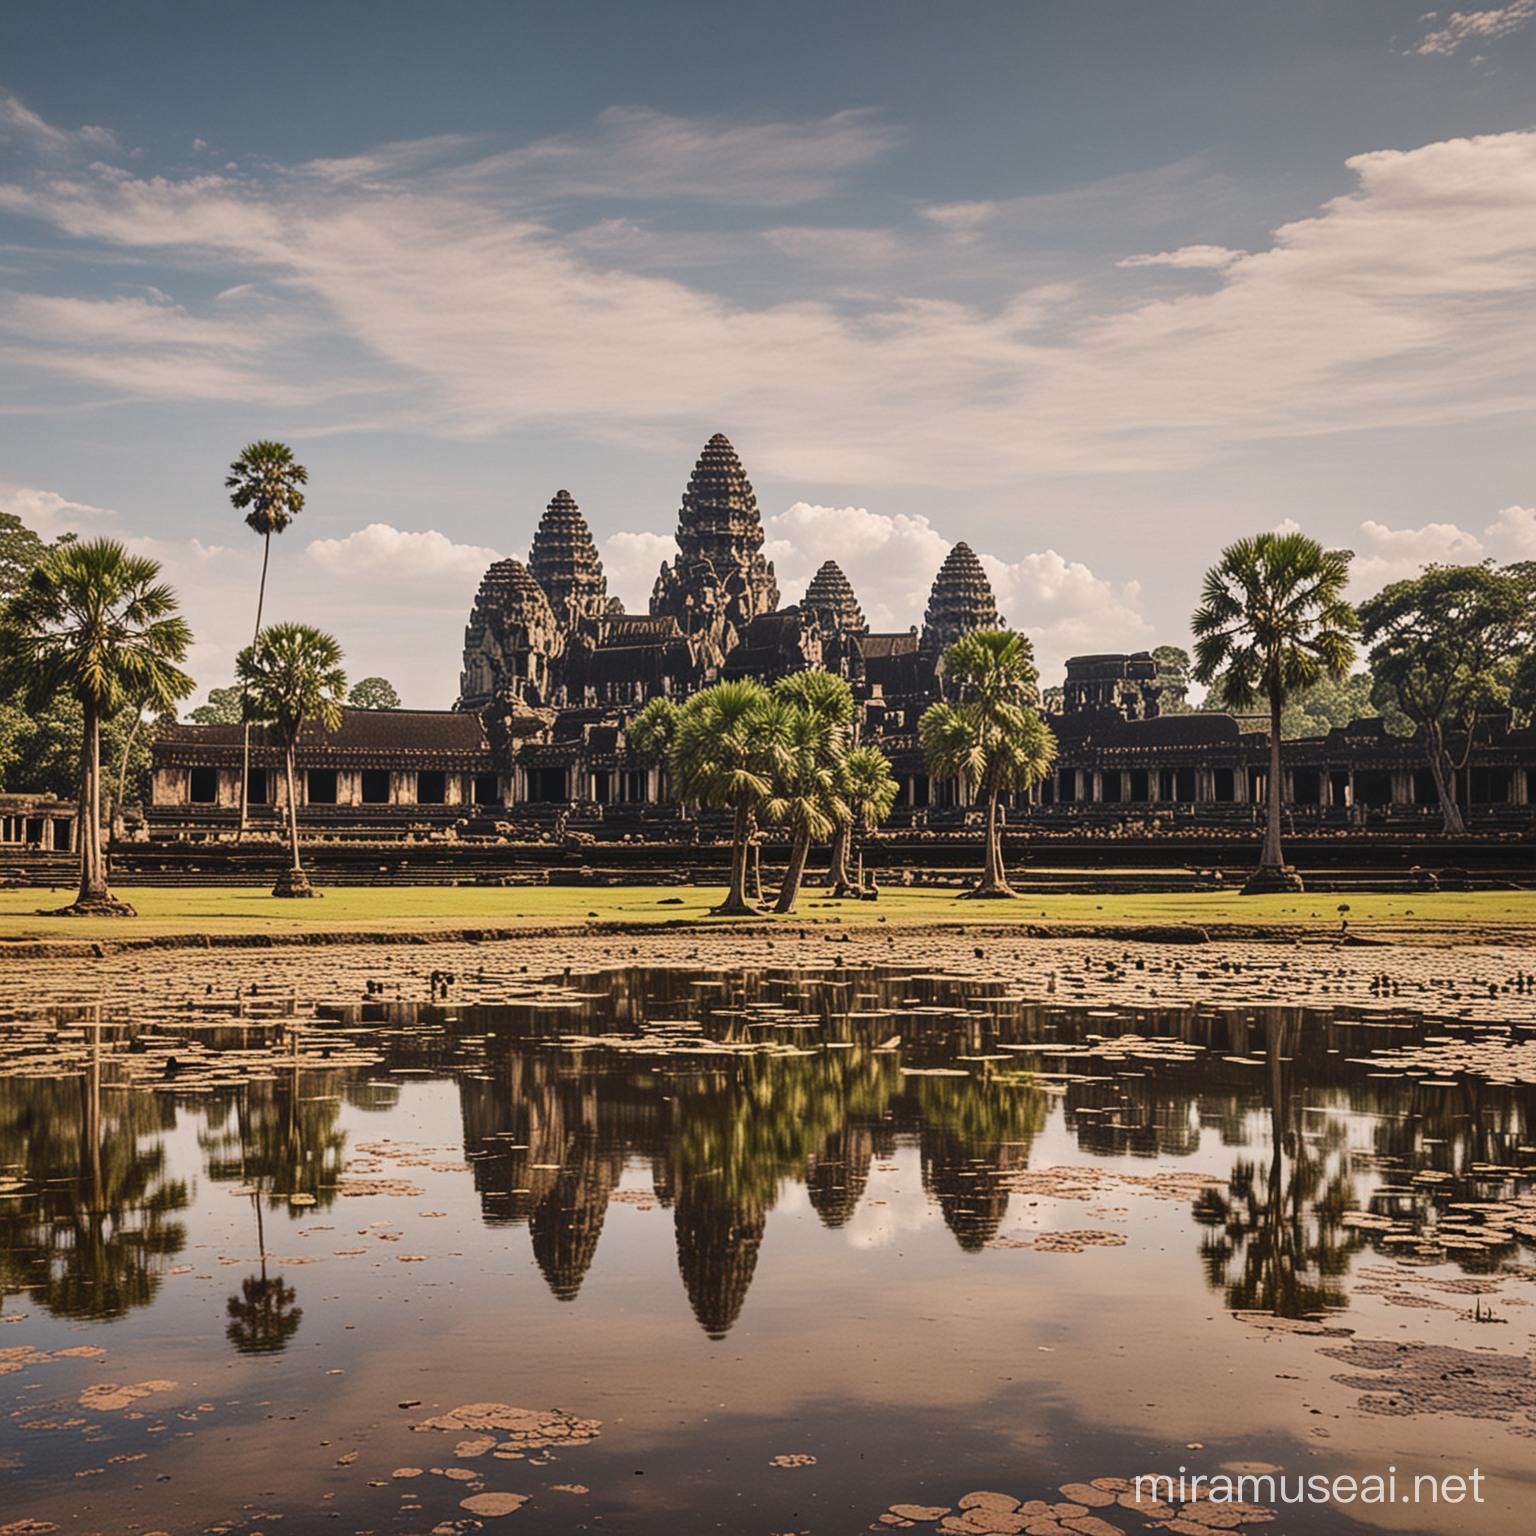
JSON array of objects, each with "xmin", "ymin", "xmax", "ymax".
[{"xmin": 2, "ymin": 966, "xmax": 1534, "ymax": 1340}]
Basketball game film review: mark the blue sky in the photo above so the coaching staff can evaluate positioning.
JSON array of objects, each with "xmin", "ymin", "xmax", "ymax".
[{"xmin": 2, "ymin": 1, "xmax": 1533, "ymax": 706}]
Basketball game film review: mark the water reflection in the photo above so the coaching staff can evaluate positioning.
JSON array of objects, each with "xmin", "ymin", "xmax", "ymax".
[
  {"xmin": 1194, "ymin": 1011, "xmax": 1361, "ymax": 1317},
  {"xmin": 2, "ymin": 964, "xmax": 1534, "ymax": 1337},
  {"xmin": 199, "ymin": 1067, "xmax": 348, "ymax": 1210},
  {"xmin": 225, "ymin": 1183, "xmax": 304, "ymax": 1354},
  {"xmin": 0, "ymin": 1052, "xmax": 187, "ymax": 1320}
]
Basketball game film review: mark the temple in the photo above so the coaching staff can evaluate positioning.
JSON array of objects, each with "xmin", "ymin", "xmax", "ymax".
[{"xmin": 147, "ymin": 432, "xmax": 1536, "ymax": 842}]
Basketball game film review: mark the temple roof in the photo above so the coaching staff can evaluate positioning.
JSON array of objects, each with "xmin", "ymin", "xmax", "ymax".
[
  {"xmin": 159, "ymin": 709, "xmax": 490, "ymax": 757},
  {"xmin": 468, "ymin": 558, "xmax": 556, "ymax": 632},
  {"xmin": 528, "ymin": 490, "xmax": 608, "ymax": 624},
  {"xmin": 920, "ymin": 542, "xmax": 1001, "ymax": 656},
  {"xmin": 803, "ymin": 559, "xmax": 868, "ymax": 634},
  {"xmin": 675, "ymin": 433, "xmax": 766, "ymax": 568}
]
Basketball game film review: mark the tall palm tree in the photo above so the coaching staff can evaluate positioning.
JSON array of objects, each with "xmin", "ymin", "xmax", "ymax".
[
  {"xmin": 0, "ymin": 540, "xmax": 193, "ymax": 915},
  {"xmin": 227, "ymin": 442, "xmax": 308, "ymax": 834},
  {"xmin": 235, "ymin": 623, "xmax": 346, "ymax": 898},
  {"xmin": 1191, "ymin": 532, "xmax": 1356, "ymax": 893},
  {"xmin": 826, "ymin": 744, "xmax": 899, "ymax": 896},
  {"xmin": 919, "ymin": 629, "xmax": 1055, "ymax": 898},
  {"xmin": 668, "ymin": 680, "xmax": 788, "ymax": 915}
]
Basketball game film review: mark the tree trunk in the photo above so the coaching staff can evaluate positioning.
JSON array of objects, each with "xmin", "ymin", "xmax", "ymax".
[
  {"xmin": 1262, "ymin": 691, "xmax": 1285, "ymax": 870},
  {"xmin": 239, "ymin": 531, "xmax": 273, "ymax": 838},
  {"xmin": 968, "ymin": 786, "xmax": 1015, "ymax": 897},
  {"xmin": 271, "ymin": 730, "xmax": 316, "ymax": 897},
  {"xmin": 1425, "ymin": 723, "xmax": 1467, "ymax": 835},
  {"xmin": 774, "ymin": 825, "xmax": 813, "ymax": 914},
  {"xmin": 1242, "ymin": 691, "xmax": 1303, "ymax": 893},
  {"xmin": 110, "ymin": 708, "xmax": 145, "ymax": 839},
  {"xmin": 57, "ymin": 701, "xmax": 134, "ymax": 915},
  {"xmin": 713, "ymin": 796, "xmax": 758, "ymax": 915},
  {"xmin": 827, "ymin": 822, "xmax": 854, "ymax": 895}
]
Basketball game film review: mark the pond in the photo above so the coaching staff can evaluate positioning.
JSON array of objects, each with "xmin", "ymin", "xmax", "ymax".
[{"xmin": 2, "ymin": 955, "xmax": 1535, "ymax": 1535}]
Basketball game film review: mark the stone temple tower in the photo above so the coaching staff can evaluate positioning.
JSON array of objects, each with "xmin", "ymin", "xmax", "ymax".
[
  {"xmin": 650, "ymin": 434, "xmax": 780, "ymax": 669},
  {"xmin": 802, "ymin": 559, "xmax": 868, "ymax": 677},
  {"xmin": 919, "ymin": 541, "xmax": 1002, "ymax": 659},
  {"xmin": 527, "ymin": 490, "xmax": 614, "ymax": 630},
  {"xmin": 457, "ymin": 558, "xmax": 562, "ymax": 711}
]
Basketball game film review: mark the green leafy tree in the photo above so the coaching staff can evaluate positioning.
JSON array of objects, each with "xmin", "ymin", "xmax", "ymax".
[
  {"xmin": 629, "ymin": 695, "xmax": 679, "ymax": 759},
  {"xmin": 1, "ymin": 511, "xmax": 69, "ymax": 601},
  {"xmin": 919, "ymin": 629, "xmax": 1056, "ymax": 898},
  {"xmin": 1191, "ymin": 533, "xmax": 1356, "ymax": 891},
  {"xmin": 227, "ymin": 442, "xmax": 308, "ymax": 834},
  {"xmin": 236, "ymin": 623, "xmax": 346, "ymax": 898},
  {"xmin": 826, "ymin": 744, "xmax": 899, "ymax": 895},
  {"xmin": 1359, "ymin": 564, "xmax": 1526, "ymax": 834},
  {"xmin": 190, "ymin": 684, "xmax": 245, "ymax": 724},
  {"xmin": 1195, "ymin": 665, "xmax": 1406, "ymax": 739},
  {"xmin": 1153, "ymin": 644, "xmax": 1193, "ymax": 713},
  {"xmin": 0, "ymin": 540, "xmax": 193, "ymax": 914},
  {"xmin": 348, "ymin": 676, "xmax": 400, "ymax": 710}
]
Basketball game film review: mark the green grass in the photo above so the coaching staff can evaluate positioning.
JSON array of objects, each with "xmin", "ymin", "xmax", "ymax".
[{"xmin": 3, "ymin": 882, "xmax": 1536, "ymax": 944}]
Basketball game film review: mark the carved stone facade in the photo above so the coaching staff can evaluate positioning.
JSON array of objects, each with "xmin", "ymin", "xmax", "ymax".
[
  {"xmin": 920, "ymin": 542, "xmax": 1001, "ymax": 659},
  {"xmin": 148, "ymin": 435, "xmax": 1536, "ymax": 835},
  {"xmin": 458, "ymin": 559, "xmax": 563, "ymax": 712},
  {"xmin": 528, "ymin": 490, "xmax": 614, "ymax": 630},
  {"xmin": 649, "ymin": 433, "xmax": 781, "ymax": 670}
]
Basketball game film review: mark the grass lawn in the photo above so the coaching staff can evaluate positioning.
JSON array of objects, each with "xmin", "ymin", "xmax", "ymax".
[{"xmin": 3, "ymin": 882, "xmax": 1536, "ymax": 943}]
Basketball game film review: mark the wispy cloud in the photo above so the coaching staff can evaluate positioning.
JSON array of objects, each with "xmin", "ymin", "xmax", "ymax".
[
  {"xmin": 1412, "ymin": 2, "xmax": 1536, "ymax": 55},
  {"xmin": 1117, "ymin": 245, "xmax": 1244, "ymax": 270},
  {"xmin": 3, "ymin": 96, "xmax": 1534, "ymax": 489},
  {"xmin": 0, "ymin": 93, "xmax": 122, "ymax": 158},
  {"xmin": 464, "ymin": 106, "xmax": 898, "ymax": 207}
]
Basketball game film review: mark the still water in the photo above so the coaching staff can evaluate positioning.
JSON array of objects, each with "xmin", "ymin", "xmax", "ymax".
[{"xmin": 2, "ymin": 962, "xmax": 1534, "ymax": 1535}]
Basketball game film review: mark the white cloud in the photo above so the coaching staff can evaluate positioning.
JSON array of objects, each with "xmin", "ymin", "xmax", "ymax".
[
  {"xmin": 1413, "ymin": 1, "xmax": 1536, "ymax": 54},
  {"xmin": 306, "ymin": 523, "xmax": 498, "ymax": 593},
  {"xmin": 1346, "ymin": 517, "xmax": 1486, "ymax": 593},
  {"xmin": 763, "ymin": 502, "xmax": 950, "ymax": 630},
  {"xmin": 919, "ymin": 200, "xmax": 998, "ymax": 235},
  {"xmin": 0, "ymin": 92, "xmax": 122, "ymax": 158},
  {"xmin": 1117, "ymin": 245, "xmax": 1244, "ymax": 270},
  {"xmin": 758, "ymin": 501, "xmax": 1144, "ymax": 683},
  {"xmin": 1484, "ymin": 504, "xmax": 1536, "ymax": 555},
  {"xmin": 598, "ymin": 530, "xmax": 678, "ymax": 611},
  {"xmin": 980, "ymin": 550, "xmax": 1152, "ymax": 681},
  {"xmin": 0, "ymin": 484, "xmax": 117, "ymax": 541}
]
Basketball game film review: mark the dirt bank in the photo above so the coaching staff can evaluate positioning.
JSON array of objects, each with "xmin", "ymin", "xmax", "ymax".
[{"xmin": 5, "ymin": 924, "xmax": 1536, "ymax": 1026}]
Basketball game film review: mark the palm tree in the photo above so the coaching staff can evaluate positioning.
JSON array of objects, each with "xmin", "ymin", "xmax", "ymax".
[
  {"xmin": 668, "ymin": 680, "xmax": 788, "ymax": 915},
  {"xmin": 763, "ymin": 702, "xmax": 847, "ymax": 916},
  {"xmin": 227, "ymin": 442, "xmax": 308, "ymax": 834},
  {"xmin": 1191, "ymin": 533, "xmax": 1356, "ymax": 893},
  {"xmin": 919, "ymin": 629, "xmax": 1056, "ymax": 898},
  {"xmin": 0, "ymin": 540, "xmax": 193, "ymax": 915},
  {"xmin": 765, "ymin": 672, "xmax": 855, "ymax": 914},
  {"xmin": 826, "ymin": 744, "xmax": 899, "ymax": 896},
  {"xmin": 235, "ymin": 623, "xmax": 346, "ymax": 898}
]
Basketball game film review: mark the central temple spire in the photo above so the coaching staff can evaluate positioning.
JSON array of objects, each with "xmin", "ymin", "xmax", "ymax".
[
  {"xmin": 650, "ymin": 433, "xmax": 780, "ymax": 668},
  {"xmin": 675, "ymin": 433, "xmax": 767, "ymax": 569}
]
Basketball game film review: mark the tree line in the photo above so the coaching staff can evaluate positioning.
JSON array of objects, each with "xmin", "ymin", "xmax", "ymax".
[{"xmin": 5, "ymin": 442, "xmax": 1536, "ymax": 913}]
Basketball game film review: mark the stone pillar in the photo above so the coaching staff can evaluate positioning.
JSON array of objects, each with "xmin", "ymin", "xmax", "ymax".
[
  {"xmin": 1091, "ymin": 771, "xmax": 1103, "ymax": 803},
  {"xmin": 1391, "ymin": 770, "xmax": 1413, "ymax": 806},
  {"xmin": 1513, "ymin": 768, "xmax": 1528, "ymax": 806}
]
